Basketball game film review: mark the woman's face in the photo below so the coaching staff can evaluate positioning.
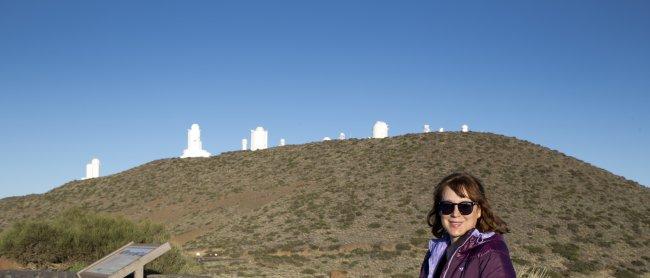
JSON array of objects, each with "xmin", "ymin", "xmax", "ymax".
[{"xmin": 440, "ymin": 186, "xmax": 481, "ymax": 243}]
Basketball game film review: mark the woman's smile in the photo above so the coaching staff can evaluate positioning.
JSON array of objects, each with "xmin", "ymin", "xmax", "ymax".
[{"xmin": 449, "ymin": 221, "xmax": 463, "ymax": 229}]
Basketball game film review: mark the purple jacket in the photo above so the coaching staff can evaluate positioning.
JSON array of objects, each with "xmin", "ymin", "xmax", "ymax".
[{"xmin": 419, "ymin": 229, "xmax": 516, "ymax": 278}]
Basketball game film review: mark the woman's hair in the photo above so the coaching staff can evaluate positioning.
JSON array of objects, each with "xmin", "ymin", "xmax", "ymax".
[{"xmin": 427, "ymin": 172, "xmax": 509, "ymax": 238}]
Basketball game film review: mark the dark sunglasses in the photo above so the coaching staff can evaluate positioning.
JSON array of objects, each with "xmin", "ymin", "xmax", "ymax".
[{"xmin": 438, "ymin": 201, "xmax": 476, "ymax": 215}]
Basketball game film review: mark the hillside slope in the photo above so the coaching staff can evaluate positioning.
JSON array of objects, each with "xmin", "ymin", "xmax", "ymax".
[{"xmin": 1, "ymin": 132, "xmax": 648, "ymax": 277}]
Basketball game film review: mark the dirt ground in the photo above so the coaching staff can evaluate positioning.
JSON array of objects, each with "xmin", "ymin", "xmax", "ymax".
[{"xmin": 0, "ymin": 257, "xmax": 22, "ymax": 270}]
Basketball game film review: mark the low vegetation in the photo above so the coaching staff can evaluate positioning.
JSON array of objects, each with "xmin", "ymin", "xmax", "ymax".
[{"xmin": 0, "ymin": 208, "xmax": 198, "ymax": 274}]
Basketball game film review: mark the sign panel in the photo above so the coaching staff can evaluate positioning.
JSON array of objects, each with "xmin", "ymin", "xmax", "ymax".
[
  {"xmin": 85, "ymin": 245, "xmax": 157, "ymax": 275},
  {"xmin": 78, "ymin": 242, "xmax": 171, "ymax": 278}
]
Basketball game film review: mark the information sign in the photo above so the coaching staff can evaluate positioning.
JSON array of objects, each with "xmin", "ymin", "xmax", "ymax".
[{"xmin": 77, "ymin": 242, "xmax": 171, "ymax": 278}]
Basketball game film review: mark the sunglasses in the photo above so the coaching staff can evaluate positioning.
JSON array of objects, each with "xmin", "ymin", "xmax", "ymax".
[{"xmin": 438, "ymin": 201, "xmax": 476, "ymax": 215}]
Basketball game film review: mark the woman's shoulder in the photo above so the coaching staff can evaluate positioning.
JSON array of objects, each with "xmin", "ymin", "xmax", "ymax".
[
  {"xmin": 427, "ymin": 235, "xmax": 449, "ymax": 250},
  {"xmin": 472, "ymin": 234, "xmax": 516, "ymax": 277},
  {"xmin": 472, "ymin": 233, "xmax": 511, "ymax": 258}
]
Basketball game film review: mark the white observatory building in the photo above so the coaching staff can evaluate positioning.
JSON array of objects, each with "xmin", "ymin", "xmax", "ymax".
[
  {"xmin": 373, "ymin": 121, "xmax": 389, "ymax": 139},
  {"xmin": 250, "ymin": 126, "xmax": 268, "ymax": 151},
  {"xmin": 181, "ymin": 124, "xmax": 211, "ymax": 158},
  {"xmin": 241, "ymin": 138, "xmax": 248, "ymax": 151},
  {"xmin": 84, "ymin": 158, "xmax": 100, "ymax": 179}
]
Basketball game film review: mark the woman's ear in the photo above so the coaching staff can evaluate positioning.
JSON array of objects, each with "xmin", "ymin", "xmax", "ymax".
[{"xmin": 477, "ymin": 206, "xmax": 482, "ymax": 219}]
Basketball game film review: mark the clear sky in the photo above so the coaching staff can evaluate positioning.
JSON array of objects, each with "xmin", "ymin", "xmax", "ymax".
[{"xmin": 1, "ymin": 1, "xmax": 648, "ymax": 198}]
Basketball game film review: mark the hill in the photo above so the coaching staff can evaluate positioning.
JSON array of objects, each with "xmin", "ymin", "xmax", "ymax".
[{"xmin": 1, "ymin": 132, "xmax": 648, "ymax": 277}]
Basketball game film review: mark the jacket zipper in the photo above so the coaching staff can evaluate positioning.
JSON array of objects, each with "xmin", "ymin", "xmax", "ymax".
[{"xmin": 440, "ymin": 234, "xmax": 473, "ymax": 278}]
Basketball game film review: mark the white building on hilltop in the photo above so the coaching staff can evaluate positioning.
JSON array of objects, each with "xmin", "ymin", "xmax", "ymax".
[
  {"xmin": 279, "ymin": 138, "xmax": 286, "ymax": 146},
  {"xmin": 423, "ymin": 124, "xmax": 430, "ymax": 133},
  {"xmin": 181, "ymin": 124, "xmax": 211, "ymax": 158},
  {"xmin": 439, "ymin": 127, "xmax": 444, "ymax": 132},
  {"xmin": 241, "ymin": 138, "xmax": 248, "ymax": 151},
  {"xmin": 339, "ymin": 132, "xmax": 346, "ymax": 140},
  {"xmin": 84, "ymin": 158, "xmax": 100, "ymax": 179},
  {"xmin": 373, "ymin": 121, "xmax": 389, "ymax": 138},
  {"xmin": 250, "ymin": 126, "xmax": 268, "ymax": 151},
  {"xmin": 462, "ymin": 124, "xmax": 469, "ymax": 132}
]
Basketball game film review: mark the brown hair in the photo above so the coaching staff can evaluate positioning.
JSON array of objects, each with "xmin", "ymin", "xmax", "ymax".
[{"xmin": 426, "ymin": 172, "xmax": 509, "ymax": 238}]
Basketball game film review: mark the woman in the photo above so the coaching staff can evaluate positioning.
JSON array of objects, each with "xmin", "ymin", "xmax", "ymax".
[{"xmin": 419, "ymin": 172, "xmax": 516, "ymax": 278}]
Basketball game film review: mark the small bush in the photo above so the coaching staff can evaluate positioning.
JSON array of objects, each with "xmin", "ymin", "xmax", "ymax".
[
  {"xmin": 410, "ymin": 237, "xmax": 428, "ymax": 247},
  {"xmin": 395, "ymin": 243, "xmax": 411, "ymax": 251},
  {"xmin": 613, "ymin": 268, "xmax": 639, "ymax": 278},
  {"xmin": 351, "ymin": 248, "xmax": 367, "ymax": 255},
  {"xmin": 511, "ymin": 256, "xmax": 530, "ymax": 266},
  {"xmin": 549, "ymin": 242, "xmax": 579, "ymax": 261},
  {"xmin": 568, "ymin": 259, "xmax": 600, "ymax": 273},
  {"xmin": 369, "ymin": 250, "xmax": 400, "ymax": 260},
  {"xmin": 523, "ymin": 244, "xmax": 545, "ymax": 254}
]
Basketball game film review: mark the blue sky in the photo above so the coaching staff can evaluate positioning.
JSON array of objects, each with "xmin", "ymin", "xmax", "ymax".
[{"xmin": 1, "ymin": 1, "xmax": 648, "ymax": 198}]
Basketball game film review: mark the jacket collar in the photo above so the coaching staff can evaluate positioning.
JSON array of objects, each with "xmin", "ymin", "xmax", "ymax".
[
  {"xmin": 456, "ymin": 228, "xmax": 496, "ymax": 254},
  {"xmin": 426, "ymin": 229, "xmax": 497, "ymax": 278},
  {"xmin": 427, "ymin": 229, "xmax": 496, "ymax": 261}
]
